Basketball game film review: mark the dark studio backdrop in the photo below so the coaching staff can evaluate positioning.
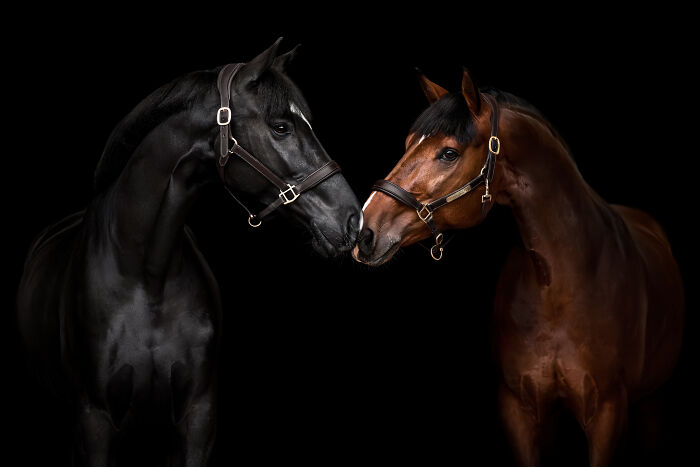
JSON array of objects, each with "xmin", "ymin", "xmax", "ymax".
[{"xmin": 3, "ymin": 7, "xmax": 696, "ymax": 466}]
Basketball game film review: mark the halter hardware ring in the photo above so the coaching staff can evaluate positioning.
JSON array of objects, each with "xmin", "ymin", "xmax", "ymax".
[
  {"xmin": 217, "ymin": 107, "xmax": 232, "ymax": 126},
  {"xmin": 431, "ymin": 244, "xmax": 443, "ymax": 261},
  {"xmin": 489, "ymin": 136, "xmax": 501, "ymax": 155},
  {"xmin": 279, "ymin": 184, "xmax": 300, "ymax": 204},
  {"xmin": 248, "ymin": 215, "xmax": 262, "ymax": 228},
  {"xmin": 417, "ymin": 205, "xmax": 433, "ymax": 222}
]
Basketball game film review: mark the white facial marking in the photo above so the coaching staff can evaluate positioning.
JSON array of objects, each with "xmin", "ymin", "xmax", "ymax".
[
  {"xmin": 290, "ymin": 103, "xmax": 312, "ymax": 130},
  {"xmin": 417, "ymin": 134, "xmax": 427, "ymax": 145},
  {"xmin": 362, "ymin": 191, "xmax": 377, "ymax": 212},
  {"xmin": 358, "ymin": 211, "xmax": 364, "ymax": 231}
]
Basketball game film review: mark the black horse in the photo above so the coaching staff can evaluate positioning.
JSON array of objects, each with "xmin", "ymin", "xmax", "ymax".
[{"xmin": 16, "ymin": 38, "xmax": 361, "ymax": 466}]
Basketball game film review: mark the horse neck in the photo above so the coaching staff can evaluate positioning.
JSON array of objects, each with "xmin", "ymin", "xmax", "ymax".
[
  {"xmin": 93, "ymin": 95, "xmax": 219, "ymax": 286},
  {"xmin": 496, "ymin": 107, "xmax": 607, "ymax": 279}
]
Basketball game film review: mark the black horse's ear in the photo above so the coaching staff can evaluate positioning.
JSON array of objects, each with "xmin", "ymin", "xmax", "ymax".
[
  {"xmin": 461, "ymin": 67, "xmax": 482, "ymax": 116},
  {"xmin": 417, "ymin": 69, "xmax": 449, "ymax": 104},
  {"xmin": 240, "ymin": 37, "xmax": 284, "ymax": 84},
  {"xmin": 273, "ymin": 44, "xmax": 301, "ymax": 71}
]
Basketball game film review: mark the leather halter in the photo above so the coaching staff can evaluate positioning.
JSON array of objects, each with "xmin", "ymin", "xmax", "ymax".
[
  {"xmin": 371, "ymin": 93, "xmax": 501, "ymax": 260},
  {"xmin": 216, "ymin": 63, "xmax": 341, "ymax": 227}
]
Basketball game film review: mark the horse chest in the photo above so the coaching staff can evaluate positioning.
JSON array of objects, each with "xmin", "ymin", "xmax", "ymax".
[
  {"xmin": 88, "ymin": 284, "xmax": 214, "ymax": 394},
  {"xmin": 496, "ymin": 270, "xmax": 645, "ymax": 408}
]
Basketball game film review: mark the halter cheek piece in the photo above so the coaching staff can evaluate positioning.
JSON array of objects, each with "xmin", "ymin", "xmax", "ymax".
[
  {"xmin": 372, "ymin": 93, "xmax": 501, "ymax": 261},
  {"xmin": 216, "ymin": 63, "xmax": 341, "ymax": 227}
]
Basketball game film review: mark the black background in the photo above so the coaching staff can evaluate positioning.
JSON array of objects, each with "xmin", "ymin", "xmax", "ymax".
[{"xmin": 3, "ymin": 7, "xmax": 696, "ymax": 466}]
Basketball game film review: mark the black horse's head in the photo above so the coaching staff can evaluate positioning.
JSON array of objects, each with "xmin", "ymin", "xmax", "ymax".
[{"xmin": 219, "ymin": 39, "xmax": 361, "ymax": 257}]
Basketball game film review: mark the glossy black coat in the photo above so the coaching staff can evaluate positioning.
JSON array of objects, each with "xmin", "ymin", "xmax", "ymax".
[{"xmin": 16, "ymin": 39, "xmax": 360, "ymax": 466}]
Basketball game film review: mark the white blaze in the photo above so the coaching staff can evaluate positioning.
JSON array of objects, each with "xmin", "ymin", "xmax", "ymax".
[
  {"xmin": 362, "ymin": 191, "xmax": 377, "ymax": 212},
  {"xmin": 290, "ymin": 103, "xmax": 312, "ymax": 130}
]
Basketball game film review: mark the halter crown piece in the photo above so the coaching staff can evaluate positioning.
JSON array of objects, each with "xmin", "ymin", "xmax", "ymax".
[
  {"xmin": 371, "ymin": 93, "xmax": 501, "ymax": 260},
  {"xmin": 216, "ymin": 63, "xmax": 342, "ymax": 227}
]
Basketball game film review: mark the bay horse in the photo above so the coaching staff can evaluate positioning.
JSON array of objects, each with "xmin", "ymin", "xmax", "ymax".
[
  {"xmin": 17, "ymin": 38, "xmax": 361, "ymax": 466},
  {"xmin": 353, "ymin": 68, "xmax": 683, "ymax": 466}
]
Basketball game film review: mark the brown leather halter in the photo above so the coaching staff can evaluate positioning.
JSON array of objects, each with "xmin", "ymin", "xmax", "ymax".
[
  {"xmin": 216, "ymin": 63, "xmax": 341, "ymax": 227},
  {"xmin": 371, "ymin": 93, "xmax": 501, "ymax": 260}
]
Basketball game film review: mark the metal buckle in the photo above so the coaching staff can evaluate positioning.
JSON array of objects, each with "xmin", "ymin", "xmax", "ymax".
[
  {"xmin": 416, "ymin": 204, "xmax": 433, "ymax": 222},
  {"xmin": 279, "ymin": 184, "xmax": 300, "ymax": 204},
  {"xmin": 489, "ymin": 136, "xmax": 501, "ymax": 155},
  {"xmin": 217, "ymin": 107, "xmax": 231, "ymax": 126}
]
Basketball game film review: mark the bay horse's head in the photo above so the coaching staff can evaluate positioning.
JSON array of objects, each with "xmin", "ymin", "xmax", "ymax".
[
  {"xmin": 220, "ymin": 38, "xmax": 361, "ymax": 257},
  {"xmin": 353, "ymin": 68, "xmax": 500, "ymax": 265}
]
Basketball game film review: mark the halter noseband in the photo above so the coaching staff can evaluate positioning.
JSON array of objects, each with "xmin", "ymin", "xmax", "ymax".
[
  {"xmin": 371, "ymin": 93, "xmax": 501, "ymax": 260},
  {"xmin": 216, "ymin": 63, "xmax": 341, "ymax": 227}
]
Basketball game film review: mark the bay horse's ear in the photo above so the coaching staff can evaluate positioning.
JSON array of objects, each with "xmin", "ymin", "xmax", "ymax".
[
  {"xmin": 417, "ymin": 69, "xmax": 450, "ymax": 104},
  {"xmin": 461, "ymin": 67, "xmax": 482, "ymax": 116},
  {"xmin": 273, "ymin": 44, "xmax": 301, "ymax": 71},
  {"xmin": 240, "ymin": 37, "xmax": 284, "ymax": 83}
]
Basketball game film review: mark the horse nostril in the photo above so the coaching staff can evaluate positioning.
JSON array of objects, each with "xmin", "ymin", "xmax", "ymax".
[{"xmin": 357, "ymin": 227, "xmax": 375, "ymax": 255}]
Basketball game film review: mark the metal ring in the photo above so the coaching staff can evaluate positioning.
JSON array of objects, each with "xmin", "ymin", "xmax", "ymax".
[
  {"xmin": 430, "ymin": 245, "xmax": 443, "ymax": 261},
  {"xmin": 248, "ymin": 215, "xmax": 262, "ymax": 228}
]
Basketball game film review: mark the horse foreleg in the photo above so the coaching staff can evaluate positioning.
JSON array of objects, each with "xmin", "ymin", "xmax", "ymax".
[
  {"xmin": 580, "ymin": 383, "xmax": 628, "ymax": 467},
  {"xmin": 499, "ymin": 383, "xmax": 542, "ymax": 467},
  {"xmin": 74, "ymin": 400, "xmax": 117, "ymax": 467},
  {"xmin": 173, "ymin": 388, "xmax": 216, "ymax": 467}
]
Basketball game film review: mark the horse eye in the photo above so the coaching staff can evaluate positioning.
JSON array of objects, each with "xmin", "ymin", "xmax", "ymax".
[
  {"xmin": 438, "ymin": 149, "xmax": 460, "ymax": 162},
  {"xmin": 272, "ymin": 123, "xmax": 290, "ymax": 135}
]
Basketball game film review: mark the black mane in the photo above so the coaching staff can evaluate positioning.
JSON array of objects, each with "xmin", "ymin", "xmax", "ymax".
[
  {"xmin": 93, "ymin": 69, "xmax": 217, "ymax": 193},
  {"xmin": 410, "ymin": 88, "xmax": 563, "ymax": 149},
  {"xmin": 481, "ymin": 87, "xmax": 542, "ymax": 118},
  {"xmin": 93, "ymin": 66, "xmax": 311, "ymax": 193},
  {"xmin": 410, "ymin": 93, "xmax": 476, "ymax": 144},
  {"xmin": 483, "ymin": 87, "xmax": 570, "ymax": 156},
  {"xmin": 255, "ymin": 68, "xmax": 312, "ymax": 124}
]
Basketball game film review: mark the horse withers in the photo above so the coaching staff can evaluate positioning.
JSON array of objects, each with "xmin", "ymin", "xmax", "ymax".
[
  {"xmin": 353, "ymin": 68, "xmax": 683, "ymax": 466},
  {"xmin": 17, "ymin": 38, "xmax": 361, "ymax": 466}
]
